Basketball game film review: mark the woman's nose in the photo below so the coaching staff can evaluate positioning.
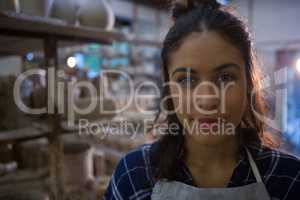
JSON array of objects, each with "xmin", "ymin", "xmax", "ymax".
[{"xmin": 194, "ymin": 82, "xmax": 220, "ymax": 113}]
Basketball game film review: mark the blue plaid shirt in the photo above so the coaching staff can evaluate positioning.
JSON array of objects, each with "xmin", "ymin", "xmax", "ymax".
[{"xmin": 103, "ymin": 140, "xmax": 300, "ymax": 200}]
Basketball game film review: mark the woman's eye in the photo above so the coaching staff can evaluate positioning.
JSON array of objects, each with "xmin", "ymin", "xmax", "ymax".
[
  {"xmin": 217, "ymin": 73, "xmax": 237, "ymax": 83},
  {"xmin": 176, "ymin": 76, "xmax": 196, "ymax": 85}
]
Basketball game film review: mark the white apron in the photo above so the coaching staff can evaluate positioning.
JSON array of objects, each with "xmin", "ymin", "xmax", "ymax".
[{"xmin": 151, "ymin": 147, "xmax": 271, "ymax": 200}]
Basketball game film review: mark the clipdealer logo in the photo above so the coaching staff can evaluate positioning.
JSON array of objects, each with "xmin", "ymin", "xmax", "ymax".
[{"xmin": 12, "ymin": 66, "xmax": 293, "ymax": 137}]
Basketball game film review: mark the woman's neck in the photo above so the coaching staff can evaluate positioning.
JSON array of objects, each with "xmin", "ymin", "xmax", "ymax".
[
  {"xmin": 184, "ymin": 135, "xmax": 240, "ymax": 171},
  {"xmin": 183, "ymin": 135, "xmax": 241, "ymax": 187}
]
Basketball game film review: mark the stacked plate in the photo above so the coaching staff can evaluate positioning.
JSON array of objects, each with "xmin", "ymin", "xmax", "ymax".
[
  {"xmin": 0, "ymin": 0, "xmax": 115, "ymax": 30},
  {"xmin": 51, "ymin": 0, "xmax": 115, "ymax": 30}
]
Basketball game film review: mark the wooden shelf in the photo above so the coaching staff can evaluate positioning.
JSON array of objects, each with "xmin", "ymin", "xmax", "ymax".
[
  {"xmin": 0, "ymin": 11, "xmax": 161, "ymax": 56},
  {"xmin": 125, "ymin": 38, "xmax": 162, "ymax": 47},
  {"xmin": 0, "ymin": 36, "xmax": 96, "ymax": 57},
  {"xmin": 0, "ymin": 127, "xmax": 49, "ymax": 144},
  {"xmin": 0, "ymin": 168, "xmax": 48, "ymax": 197},
  {"xmin": 0, "ymin": 123, "xmax": 76, "ymax": 144},
  {"xmin": 0, "ymin": 11, "xmax": 127, "ymax": 56},
  {"xmin": 0, "ymin": 168, "xmax": 48, "ymax": 185},
  {"xmin": 0, "ymin": 11, "xmax": 125, "ymax": 44}
]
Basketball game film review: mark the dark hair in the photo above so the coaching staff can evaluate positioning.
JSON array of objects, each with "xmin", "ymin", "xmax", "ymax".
[{"xmin": 150, "ymin": 0, "xmax": 280, "ymax": 182}]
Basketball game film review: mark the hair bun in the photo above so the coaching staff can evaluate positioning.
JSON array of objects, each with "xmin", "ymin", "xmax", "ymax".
[
  {"xmin": 172, "ymin": 0, "xmax": 188, "ymax": 20},
  {"xmin": 172, "ymin": 0, "xmax": 221, "ymax": 20},
  {"xmin": 191, "ymin": 0, "xmax": 221, "ymax": 10}
]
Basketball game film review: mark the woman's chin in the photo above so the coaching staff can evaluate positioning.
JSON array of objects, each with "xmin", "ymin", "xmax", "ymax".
[{"xmin": 185, "ymin": 132, "xmax": 237, "ymax": 146}]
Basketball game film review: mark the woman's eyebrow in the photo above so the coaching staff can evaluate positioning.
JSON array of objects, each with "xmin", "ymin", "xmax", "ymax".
[
  {"xmin": 171, "ymin": 67, "xmax": 197, "ymax": 76},
  {"xmin": 213, "ymin": 63, "xmax": 240, "ymax": 72},
  {"xmin": 171, "ymin": 63, "xmax": 240, "ymax": 76}
]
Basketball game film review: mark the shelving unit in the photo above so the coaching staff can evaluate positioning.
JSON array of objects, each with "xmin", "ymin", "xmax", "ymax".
[
  {"xmin": 0, "ymin": 11, "xmax": 125, "ymax": 200},
  {"xmin": 0, "ymin": 9, "xmax": 162, "ymax": 199}
]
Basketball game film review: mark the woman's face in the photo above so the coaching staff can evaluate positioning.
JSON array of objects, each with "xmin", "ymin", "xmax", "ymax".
[{"xmin": 167, "ymin": 31, "xmax": 247, "ymax": 145}]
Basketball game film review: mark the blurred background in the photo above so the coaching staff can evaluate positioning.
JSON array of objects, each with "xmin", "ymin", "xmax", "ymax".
[{"xmin": 0, "ymin": 0, "xmax": 299, "ymax": 199}]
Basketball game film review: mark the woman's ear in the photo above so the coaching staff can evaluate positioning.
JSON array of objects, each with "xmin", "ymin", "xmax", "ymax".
[
  {"xmin": 174, "ymin": 0, "xmax": 188, "ymax": 7},
  {"xmin": 239, "ymin": 95, "xmax": 250, "ymax": 128}
]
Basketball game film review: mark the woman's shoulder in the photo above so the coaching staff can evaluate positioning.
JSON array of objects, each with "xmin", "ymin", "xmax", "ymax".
[
  {"xmin": 247, "ymin": 142, "xmax": 300, "ymax": 177},
  {"xmin": 247, "ymin": 142, "xmax": 300, "ymax": 199},
  {"xmin": 120, "ymin": 141, "xmax": 158, "ymax": 172},
  {"xmin": 113, "ymin": 141, "xmax": 155, "ymax": 181},
  {"xmin": 103, "ymin": 141, "xmax": 158, "ymax": 200},
  {"xmin": 249, "ymin": 142, "xmax": 300, "ymax": 173}
]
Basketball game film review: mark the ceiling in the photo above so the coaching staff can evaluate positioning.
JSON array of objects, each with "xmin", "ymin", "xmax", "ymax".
[
  {"xmin": 127, "ymin": 0, "xmax": 170, "ymax": 10},
  {"xmin": 127, "ymin": 0, "xmax": 233, "ymax": 9}
]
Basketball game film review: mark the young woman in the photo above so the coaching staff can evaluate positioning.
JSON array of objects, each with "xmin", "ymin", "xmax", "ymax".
[{"xmin": 103, "ymin": 0, "xmax": 300, "ymax": 199}]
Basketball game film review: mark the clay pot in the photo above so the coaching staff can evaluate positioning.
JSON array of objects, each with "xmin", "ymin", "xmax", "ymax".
[
  {"xmin": 50, "ymin": 0, "xmax": 78, "ymax": 24},
  {"xmin": 31, "ymin": 86, "xmax": 47, "ymax": 110},
  {"xmin": 19, "ymin": 0, "xmax": 53, "ymax": 17},
  {"xmin": 16, "ymin": 138, "xmax": 48, "ymax": 169},
  {"xmin": 63, "ymin": 141, "xmax": 93, "ymax": 187},
  {"xmin": 0, "ymin": 144, "xmax": 14, "ymax": 163},
  {"xmin": 73, "ymin": 97, "xmax": 116, "ymax": 121},
  {"xmin": 93, "ymin": 150, "xmax": 106, "ymax": 177},
  {"xmin": 0, "ymin": 0, "xmax": 20, "ymax": 13},
  {"xmin": 0, "ymin": 76, "xmax": 31, "ymax": 130},
  {"xmin": 79, "ymin": 0, "xmax": 115, "ymax": 30}
]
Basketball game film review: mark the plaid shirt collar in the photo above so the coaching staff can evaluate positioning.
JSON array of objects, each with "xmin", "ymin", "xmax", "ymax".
[{"xmin": 175, "ymin": 141, "xmax": 265, "ymax": 186}]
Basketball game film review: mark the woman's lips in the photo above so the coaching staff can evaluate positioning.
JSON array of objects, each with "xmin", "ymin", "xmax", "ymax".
[{"xmin": 198, "ymin": 118, "xmax": 219, "ymax": 125}]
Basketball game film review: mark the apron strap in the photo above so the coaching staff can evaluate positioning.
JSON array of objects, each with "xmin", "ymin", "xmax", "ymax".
[{"xmin": 245, "ymin": 147, "xmax": 263, "ymax": 183}]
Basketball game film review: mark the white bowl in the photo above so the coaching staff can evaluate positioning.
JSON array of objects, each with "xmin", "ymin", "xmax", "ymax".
[
  {"xmin": 0, "ymin": 0, "xmax": 20, "ymax": 13},
  {"xmin": 79, "ymin": 0, "xmax": 115, "ymax": 30},
  {"xmin": 50, "ymin": 0, "xmax": 78, "ymax": 25},
  {"xmin": 19, "ymin": 0, "xmax": 53, "ymax": 17}
]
